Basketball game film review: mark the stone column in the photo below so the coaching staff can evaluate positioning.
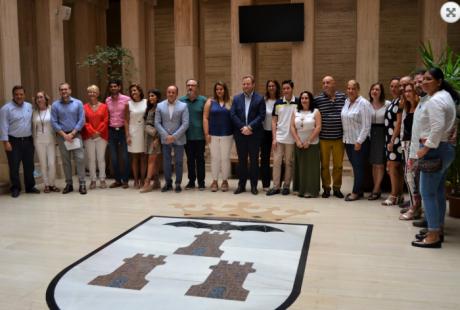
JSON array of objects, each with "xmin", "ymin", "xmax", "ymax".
[
  {"xmin": 0, "ymin": 0, "xmax": 22, "ymax": 186},
  {"xmin": 174, "ymin": 0, "xmax": 200, "ymax": 96},
  {"xmin": 230, "ymin": 0, "xmax": 255, "ymax": 95},
  {"xmin": 145, "ymin": 1, "xmax": 156, "ymax": 88},
  {"xmin": 291, "ymin": 0, "xmax": 314, "ymax": 92},
  {"xmin": 35, "ymin": 0, "xmax": 66, "ymax": 99},
  {"xmin": 419, "ymin": 0, "xmax": 447, "ymax": 63},
  {"xmin": 121, "ymin": 0, "xmax": 146, "ymax": 86},
  {"xmin": 356, "ymin": 0, "xmax": 380, "ymax": 96}
]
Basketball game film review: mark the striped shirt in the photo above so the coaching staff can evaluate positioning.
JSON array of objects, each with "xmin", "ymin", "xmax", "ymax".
[
  {"xmin": 341, "ymin": 96, "xmax": 372, "ymax": 144},
  {"xmin": 314, "ymin": 91, "xmax": 346, "ymax": 140}
]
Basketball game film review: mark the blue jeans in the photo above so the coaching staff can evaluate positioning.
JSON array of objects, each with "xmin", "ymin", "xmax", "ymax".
[
  {"xmin": 345, "ymin": 139, "xmax": 370, "ymax": 194},
  {"xmin": 419, "ymin": 142, "xmax": 455, "ymax": 231},
  {"xmin": 108, "ymin": 127, "xmax": 130, "ymax": 183},
  {"xmin": 162, "ymin": 143, "xmax": 185, "ymax": 186}
]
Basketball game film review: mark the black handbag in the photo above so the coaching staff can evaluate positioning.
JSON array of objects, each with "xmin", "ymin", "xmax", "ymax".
[{"xmin": 418, "ymin": 158, "xmax": 442, "ymax": 173}]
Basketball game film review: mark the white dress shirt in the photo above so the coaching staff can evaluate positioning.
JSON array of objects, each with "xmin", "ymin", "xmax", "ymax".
[{"xmin": 341, "ymin": 95, "xmax": 372, "ymax": 144}]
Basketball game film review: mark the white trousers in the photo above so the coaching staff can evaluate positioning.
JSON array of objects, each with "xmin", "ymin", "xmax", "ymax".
[
  {"xmin": 84, "ymin": 137, "xmax": 108, "ymax": 181},
  {"xmin": 35, "ymin": 142, "xmax": 56, "ymax": 186},
  {"xmin": 209, "ymin": 135, "xmax": 233, "ymax": 180}
]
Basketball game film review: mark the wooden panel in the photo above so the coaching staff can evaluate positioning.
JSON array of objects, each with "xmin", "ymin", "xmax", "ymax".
[
  {"xmin": 314, "ymin": 0, "xmax": 356, "ymax": 95},
  {"xmin": 256, "ymin": 42, "xmax": 292, "ymax": 95},
  {"xmin": 200, "ymin": 0, "xmax": 231, "ymax": 97},
  {"xmin": 379, "ymin": 0, "xmax": 418, "ymax": 93},
  {"xmin": 154, "ymin": 0, "xmax": 175, "ymax": 96},
  {"xmin": 448, "ymin": 22, "xmax": 460, "ymax": 55}
]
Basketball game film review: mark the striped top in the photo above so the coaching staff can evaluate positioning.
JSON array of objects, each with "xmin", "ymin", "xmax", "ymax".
[{"xmin": 314, "ymin": 91, "xmax": 346, "ymax": 140}]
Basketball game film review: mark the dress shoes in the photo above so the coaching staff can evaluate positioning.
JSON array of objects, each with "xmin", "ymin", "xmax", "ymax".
[
  {"xmin": 266, "ymin": 188, "xmax": 280, "ymax": 196},
  {"xmin": 344, "ymin": 193, "xmax": 360, "ymax": 201},
  {"xmin": 122, "ymin": 182, "xmax": 129, "ymax": 189},
  {"xmin": 322, "ymin": 189, "xmax": 330, "ymax": 198},
  {"xmin": 281, "ymin": 188, "xmax": 290, "ymax": 195},
  {"xmin": 198, "ymin": 184, "xmax": 205, "ymax": 191},
  {"xmin": 11, "ymin": 190, "xmax": 20, "ymax": 198},
  {"xmin": 412, "ymin": 219, "xmax": 427, "ymax": 228},
  {"xmin": 175, "ymin": 185, "xmax": 182, "ymax": 193},
  {"xmin": 251, "ymin": 187, "xmax": 258, "ymax": 195},
  {"xmin": 234, "ymin": 186, "xmax": 246, "ymax": 194},
  {"xmin": 79, "ymin": 184, "xmax": 87, "ymax": 195},
  {"xmin": 185, "ymin": 182, "xmax": 195, "ymax": 190},
  {"xmin": 333, "ymin": 189, "xmax": 344, "ymax": 198},
  {"xmin": 161, "ymin": 184, "xmax": 173, "ymax": 192},
  {"xmin": 62, "ymin": 184, "xmax": 73, "ymax": 194},
  {"xmin": 26, "ymin": 188, "xmax": 40, "ymax": 194},
  {"xmin": 109, "ymin": 181, "xmax": 122, "ymax": 188}
]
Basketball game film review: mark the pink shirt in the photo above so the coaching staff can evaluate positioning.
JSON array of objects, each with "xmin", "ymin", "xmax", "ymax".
[{"xmin": 106, "ymin": 94, "xmax": 130, "ymax": 128}]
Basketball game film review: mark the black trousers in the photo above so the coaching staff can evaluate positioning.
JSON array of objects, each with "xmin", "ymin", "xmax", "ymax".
[
  {"xmin": 234, "ymin": 131, "xmax": 261, "ymax": 188},
  {"xmin": 185, "ymin": 140, "xmax": 206, "ymax": 186},
  {"xmin": 259, "ymin": 129, "xmax": 272, "ymax": 188},
  {"xmin": 6, "ymin": 136, "xmax": 35, "ymax": 191}
]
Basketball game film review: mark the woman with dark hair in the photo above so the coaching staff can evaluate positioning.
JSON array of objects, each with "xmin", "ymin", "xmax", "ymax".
[
  {"xmin": 125, "ymin": 84, "xmax": 147, "ymax": 188},
  {"xmin": 399, "ymin": 82, "xmax": 421, "ymax": 220},
  {"xmin": 203, "ymin": 81, "xmax": 233, "ymax": 192},
  {"xmin": 368, "ymin": 83, "xmax": 388, "ymax": 200},
  {"xmin": 260, "ymin": 80, "xmax": 280, "ymax": 191},
  {"xmin": 140, "ymin": 89, "xmax": 162, "ymax": 193},
  {"xmin": 412, "ymin": 68, "xmax": 457, "ymax": 248},
  {"xmin": 32, "ymin": 91, "xmax": 59, "ymax": 193},
  {"xmin": 382, "ymin": 78, "xmax": 404, "ymax": 206},
  {"xmin": 341, "ymin": 80, "xmax": 372, "ymax": 201},
  {"xmin": 291, "ymin": 91, "xmax": 321, "ymax": 198}
]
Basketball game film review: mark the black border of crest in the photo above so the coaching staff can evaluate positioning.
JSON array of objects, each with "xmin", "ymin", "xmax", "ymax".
[{"xmin": 45, "ymin": 215, "xmax": 313, "ymax": 310}]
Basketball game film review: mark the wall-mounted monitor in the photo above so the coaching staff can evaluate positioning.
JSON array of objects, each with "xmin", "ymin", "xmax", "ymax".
[{"xmin": 239, "ymin": 3, "xmax": 304, "ymax": 43}]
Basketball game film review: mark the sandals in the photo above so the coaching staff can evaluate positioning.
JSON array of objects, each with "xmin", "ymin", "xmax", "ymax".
[
  {"xmin": 368, "ymin": 192, "xmax": 381, "ymax": 200},
  {"xmin": 44, "ymin": 186, "xmax": 50, "ymax": 193},
  {"xmin": 45, "ymin": 186, "xmax": 60, "ymax": 193},
  {"xmin": 399, "ymin": 208, "xmax": 421, "ymax": 220},
  {"xmin": 381, "ymin": 195, "xmax": 398, "ymax": 206}
]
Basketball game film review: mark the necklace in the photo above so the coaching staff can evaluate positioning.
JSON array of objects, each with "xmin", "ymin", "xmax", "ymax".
[{"xmin": 38, "ymin": 108, "xmax": 47, "ymax": 134}]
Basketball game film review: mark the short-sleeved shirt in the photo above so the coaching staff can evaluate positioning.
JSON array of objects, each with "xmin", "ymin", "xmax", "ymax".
[
  {"xmin": 106, "ymin": 94, "xmax": 130, "ymax": 128},
  {"xmin": 180, "ymin": 95, "xmax": 207, "ymax": 140},
  {"xmin": 272, "ymin": 96, "xmax": 298, "ymax": 144},
  {"xmin": 314, "ymin": 91, "xmax": 346, "ymax": 140}
]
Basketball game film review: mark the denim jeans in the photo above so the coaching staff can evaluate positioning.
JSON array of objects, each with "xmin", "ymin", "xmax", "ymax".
[
  {"xmin": 108, "ymin": 127, "xmax": 130, "ymax": 183},
  {"xmin": 345, "ymin": 139, "xmax": 370, "ymax": 194},
  {"xmin": 162, "ymin": 143, "xmax": 185, "ymax": 186},
  {"xmin": 419, "ymin": 142, "xmax": 455, "ymax": 231}
]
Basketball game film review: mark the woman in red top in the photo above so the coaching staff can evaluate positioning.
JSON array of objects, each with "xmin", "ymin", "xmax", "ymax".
[{"xmin": 82, "ymin": 85, "xmax": 109, "ymax": 189}]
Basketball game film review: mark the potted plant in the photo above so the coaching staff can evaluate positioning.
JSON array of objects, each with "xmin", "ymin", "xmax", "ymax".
[
  {"xmin": 78, "ymin": 45, "xmax": 136, "ymax": 98},
  {"xmin": 418, "ymin": 42, "xmax": 460, "ymax": 217}
]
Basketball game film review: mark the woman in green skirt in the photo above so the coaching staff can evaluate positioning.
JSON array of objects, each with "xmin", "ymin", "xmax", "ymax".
[{"xmin": 291, "ymin": 91, "xmax": 322, "ymax": 198}]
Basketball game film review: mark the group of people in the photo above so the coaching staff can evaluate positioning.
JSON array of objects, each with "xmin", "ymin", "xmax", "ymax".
[{"xmin": 1, "ymin": 69, "xmax": 458, "ymax": 248}]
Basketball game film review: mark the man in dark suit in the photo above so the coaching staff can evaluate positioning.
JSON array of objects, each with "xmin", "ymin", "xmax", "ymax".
[{"xmin": 230, "ymin": 75, "xmax": 266, "ymax": 195}]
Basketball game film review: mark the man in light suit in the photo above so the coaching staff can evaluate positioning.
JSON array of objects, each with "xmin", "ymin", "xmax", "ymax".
[
  {"xmin": 154, "ymin": 85, "xmax": 189, "ymax": 193},
  {"xmin": 230, "ymin": 75, "xmax": 266, "ymax": 195}
]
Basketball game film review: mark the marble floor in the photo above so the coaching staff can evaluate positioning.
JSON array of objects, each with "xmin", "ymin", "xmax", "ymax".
[{"xmin": 1, "ymin": 175, "xmax": 460, "ymax": 310}]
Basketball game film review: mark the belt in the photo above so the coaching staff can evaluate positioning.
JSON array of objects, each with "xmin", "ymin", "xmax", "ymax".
[
  {"xmin": 110, "ymin": 126, "xmax": 124, "ymax": 131},
  {"xmin": 8, "ymin": 135, "xmax": 32, "ymax": 141}
]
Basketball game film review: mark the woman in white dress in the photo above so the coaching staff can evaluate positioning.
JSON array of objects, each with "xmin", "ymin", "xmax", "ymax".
[
  {"xmin": 125, "ymin": 84, "xmax": 147, "ymax": 188},
  {"xmin": 32, "ymin": 91, "xmax": 59, "ymax": 193}
]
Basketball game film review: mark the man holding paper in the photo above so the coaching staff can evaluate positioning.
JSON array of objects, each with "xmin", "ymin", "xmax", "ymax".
[{"xmin": 51, "ymin": 83, "xmax": 87, "ymax": 194}]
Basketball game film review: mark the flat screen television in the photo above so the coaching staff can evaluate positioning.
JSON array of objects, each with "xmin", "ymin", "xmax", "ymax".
[{"xmin": 239, "ymin": 3, "xmax": 304, "ymax": 43}]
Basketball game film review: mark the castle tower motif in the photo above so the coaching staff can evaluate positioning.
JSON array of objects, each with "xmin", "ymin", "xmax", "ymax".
[
  {"xmin": 174, "ymin": 231, "xmax": 231, "ymax": 257},
  {"xmin": 88, "ymin": 253, "xmax": 166, "ymax": 290},
  {"xmin": 186, "ymin": 260, "xmax": 256, "ymax": 301}
]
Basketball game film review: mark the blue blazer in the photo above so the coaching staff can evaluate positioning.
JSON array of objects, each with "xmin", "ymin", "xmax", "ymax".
[
  {"xmin": 154, "ymin": 99, "xmax": 189, "ymax": 145},
  {"xmin": 230, "ymin": 92, "xmax": 266, "ymax": 134}
]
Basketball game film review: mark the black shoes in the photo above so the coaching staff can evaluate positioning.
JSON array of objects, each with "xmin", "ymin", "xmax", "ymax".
[
  {"xmin": 413, "ymin": 219, "xmax": 428, "ymax": 228},
  {"xmin": 198, "ymin": 184, "xmax": 205, "ymax": 191},
  {"xmin": 62, "ymin": 184, "xmax": 73, "ymax": 194},
  {"xmin": 26, "ymin": 187, "xmax": 40, "ymax": 194},
  {"xmin": 234, "ymin": 186, "xmax": 246, "ymax": 194},
  {"xmin": 251, "ymin": 187, "xmax": 258, "ymax": 195},
  {"xmin": 281, "ymin": 188, "xmax": 290, "ymax": 196},
  {"xmin": 11, "ymin": 189, "xmax": 20, "ymax": 198},
  {"xmin": 266, "ymin": 188, "xmax": 280, "ymax": 196},
  {"xmin": 185, "ymin": 182, "xmax": 195, "ymax": 190},
  {"xmin": 161, "ymin": 184, "xmax": 173, "ymax": 192},
  {"xmin": 79, "ymin": 184, "xmax": 87, "ymax": 195},
  {"xmin": 322, "ymin": 189, "xmax": 330, "ymax": 198},
  {"xmin": 175, "ymin": 185, "xmax": 182, "ymax": 193},
  {"xmin": 333, "ymin": 189, "xmax": 344, "ymax": 198}
]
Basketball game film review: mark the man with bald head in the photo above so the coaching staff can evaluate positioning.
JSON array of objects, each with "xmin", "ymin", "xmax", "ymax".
[
  {"xmin": 314, "ymin": 76, "xmax": 347, "ymax": 198},
  {"xmin": 155, "ymin": 85, "xmax": 189, "ymax": 193}
]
